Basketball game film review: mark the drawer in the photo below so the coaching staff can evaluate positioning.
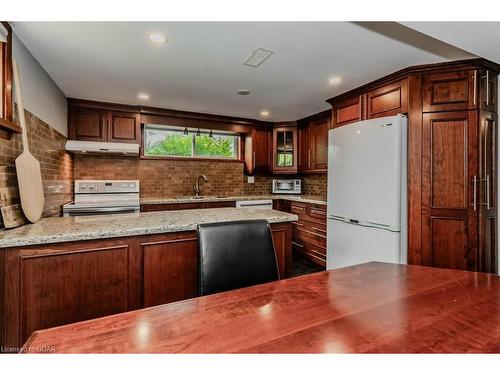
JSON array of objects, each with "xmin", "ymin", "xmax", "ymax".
[
  {"xmin": 290, "ymin": 202, "xmax": 307, "ymax": 216},
  {"xmin": 309, "ymin": 205, "xmax": 326, "ymax": 222},
  {"xmin": 203, "ymin": 201, "xmax": 236, "ymax": 208},
  {"xmin": 294, "ymin": 219, "xmax": 326, "ymax": 237},
  {"xmin": 292, "ymin": 240, "xmax": 326, "ymax": 267},
  {"xmin": 293, "ymin": 228, "xmax": 326, "ymax": 248}
]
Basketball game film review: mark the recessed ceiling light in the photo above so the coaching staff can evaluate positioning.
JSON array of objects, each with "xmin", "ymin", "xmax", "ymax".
[
  {"xmin": 329, "ymin": 76, "xmax": 342, "ymax": 85},
  {"xmin": 237, "ymin": 89, "xmax": 251, "ymax": 95},
  {"xmin": 148, "ymin": 33, "xmax": 167, "ymax": 44},
  {"xmin": 138, "ymin": 92, "xmax": 150, "ymax": 100},
  {"xmin": 260, "ymin": 110, "xmax": 270, "ymax": 118}
]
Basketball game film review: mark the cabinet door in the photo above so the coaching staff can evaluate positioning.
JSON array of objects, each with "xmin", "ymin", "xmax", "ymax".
[
  {"xmin": 142, "ymin": 234, "xmax": 198, "ymax": 307},
  {"xmin": 272, "ymin": 127, "xmax": 297, "ymax": 173},
  {"xmin": 331, "ymin": 95, "xmax": 363, "ymax": 128},
  {"xmin": 5, "ymin": 243, "xmax": 133, "ymax": 346},
  {"xmin": 421, "ymin": 111, "xmax": 478, "ymax": 271},
  {"xmin": 298, "ymin": 125, "xmax": 310, "ymax": 171},
  {"xmin": 478, "ymin": 111, "xmax": 497, "ymax": 273},
  {"xmin": 253, "ymin": 128, "xmax": 271, "ymax": 172},
  {"xmin": 69, "ymin": 107, "xmax": 108, "ymax": 141},
  {"xmin": 311, "ymin": 118, "xmax": 329, "ymax": 170},
  {"xmin": 422, "ymin": 71, "xmax": 476, "ymax": 113},
  {"xmin": 366, "ymin": 79, "xmax": 408, "ymax": 118},
  {"xmin": 109, "ymin": 111, "xmax": 140, "ymax": 143}
]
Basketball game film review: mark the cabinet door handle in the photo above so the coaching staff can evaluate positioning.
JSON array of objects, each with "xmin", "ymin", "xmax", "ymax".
[
  {"xmin": 482, "ymin": 174, "xmax": 491, "ymax": 210},
  {"xmin": 473, "ymin": 70, "xmax": 477, "ymax": 106},
  {"xmin": 253, "ymin": 152, "xmax": 256, "ymax": 168},
  {"xmin": 292, "ymin": 241, "xmax": 304, "ymax": 248},
  {"xmin": 472, "ymin": 175, "xmax": 478, "ymax": 211},
  {"xmin": 482, "ymin": 70, "xmax": 490, "ymax": 106},
  {"xmin": 308, "ymin": 149, "xmax": 311, "ymax": 168}
]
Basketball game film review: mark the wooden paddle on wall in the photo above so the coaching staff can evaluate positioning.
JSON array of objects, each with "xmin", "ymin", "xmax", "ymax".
[{"xmin": 13, "ymin": 60, "xmax": 44, "ymax": 223}]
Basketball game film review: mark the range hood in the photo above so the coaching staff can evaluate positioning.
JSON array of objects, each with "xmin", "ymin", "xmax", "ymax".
[{"xmin": 65, "ymin": 140, "xmax": 140, "ymax": 156}]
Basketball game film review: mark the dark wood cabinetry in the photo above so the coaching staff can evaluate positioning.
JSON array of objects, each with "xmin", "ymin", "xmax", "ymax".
[
  {"xmin": 297, "ymin": 111, "xmax": 330, "ymax": 173},
  {"xmin": 244, "ymin": 127, "xmax": 271, "ymax": 175},
  {"xmin": 1, "ymin": 222, "xmax": 292, "ymax": 350},
  {"xmin": 68, "ymin": 102, "xmax": 141, "ymax": 144},
  {"xmin": 365, "ymin": 79, "xmax": 408, "ymax": 118},
  {"xmin": 331, "ymin": 96, "xmax": 363, "ymax": 128},
  {"xmin": 327, "ymin": 58, "xmax": 499, "ymax": 273},
  {"xmin": 421, "ymin": 111, "xmax": 478, "ymax": 270},
  {"xmin": 289, "ymin": 201, "xmax": 327, "ymax": 267},
  {"xmin": 272, "ymin": 125, "xmax": 298, "ymax": 174},
  {"xmin": 141, "ymin": 201, "xmax": 236, "ymax": 212}
]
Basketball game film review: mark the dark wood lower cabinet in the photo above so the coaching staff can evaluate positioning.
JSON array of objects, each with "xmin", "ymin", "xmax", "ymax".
[
  {"xmin": 0, "ymin": 223, "xmax": 292, "ymax": 350},
  {"xmin": 141, "ymin": 201, "xmax": 236, "ymax": 212}
]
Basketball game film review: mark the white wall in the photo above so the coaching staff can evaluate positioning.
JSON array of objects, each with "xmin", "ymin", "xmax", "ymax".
[{"xmin": 11, "ymin": 32, "xmax": 67, "ymax": 136}]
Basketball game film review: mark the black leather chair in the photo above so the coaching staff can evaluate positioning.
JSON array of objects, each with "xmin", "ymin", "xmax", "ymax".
[{"xmin": 197, "ymin": 219, "xmax": 280, "ymax": 296}]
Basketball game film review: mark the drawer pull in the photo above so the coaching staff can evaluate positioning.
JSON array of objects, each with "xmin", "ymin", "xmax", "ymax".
[
  {"xmin": 312, "ymin": 226, "xmax": 327, "ymax": 233},
  {"xmin": 292, "ymin": 222, "xmax": 304, "ymax": 226},
  {"xmin": 292, "ymin": 241, "xmax": 304, "ymax": 248}
]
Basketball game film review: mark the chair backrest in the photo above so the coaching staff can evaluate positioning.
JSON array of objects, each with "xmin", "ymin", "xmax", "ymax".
[{"xmin": 197, "ymin": 219, "xmax": 279, "ymax": 296}]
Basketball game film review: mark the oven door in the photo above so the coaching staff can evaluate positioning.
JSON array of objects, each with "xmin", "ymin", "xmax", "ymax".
[{"xmin": 62, "ymin": 205, "xmax": 140, "ymax": 217}]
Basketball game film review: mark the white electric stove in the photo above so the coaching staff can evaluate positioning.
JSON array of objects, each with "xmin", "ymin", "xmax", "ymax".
[{"xmin": 63, "ymin": 180, "xmax": 140, "ymax": 217}]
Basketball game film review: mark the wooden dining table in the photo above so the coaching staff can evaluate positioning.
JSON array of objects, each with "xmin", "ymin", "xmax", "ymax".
[{"xmin": 22, "ymin": 262, "xmax": 500, "ymax": 353}]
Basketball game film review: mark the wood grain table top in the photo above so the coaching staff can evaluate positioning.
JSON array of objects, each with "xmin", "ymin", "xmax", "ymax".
[{"xmin": 22, "ymin": 262, "xmax": 500, "ymax": 353}]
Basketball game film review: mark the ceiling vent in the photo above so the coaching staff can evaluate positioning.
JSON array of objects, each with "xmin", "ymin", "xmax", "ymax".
[{"xmin": 243, "ymin": 48, "xmax": 274, "ymax": 67}]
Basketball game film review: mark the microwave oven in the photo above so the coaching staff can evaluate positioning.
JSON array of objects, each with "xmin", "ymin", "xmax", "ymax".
[{"xmin": 272, "ymin": 179, "xmax": 301, "ymax": 194}]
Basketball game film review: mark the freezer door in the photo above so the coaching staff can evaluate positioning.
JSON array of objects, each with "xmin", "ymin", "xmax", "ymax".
[
  {"xmin": 327, "ymin": 218, "xmax": 403, "ymax": 270},
  {"xmin": 327, "ymin": 115, "xmax": 406, "ymax": 229}
]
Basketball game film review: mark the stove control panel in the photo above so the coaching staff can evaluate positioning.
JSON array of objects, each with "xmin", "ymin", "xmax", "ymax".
[{"xmin": 75, "ymin": 180, "xmax": 140, "ymax": 194}]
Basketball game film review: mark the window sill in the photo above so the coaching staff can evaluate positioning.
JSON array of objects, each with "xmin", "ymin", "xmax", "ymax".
[{"xmin": 140, "ymin": 155, "xmax": 244, "ymax": 163}]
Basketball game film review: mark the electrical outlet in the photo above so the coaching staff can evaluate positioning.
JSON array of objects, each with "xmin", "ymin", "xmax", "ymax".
[{"xmin": 247, "ymin": 176, "xmax": 255, "ymax": 184}]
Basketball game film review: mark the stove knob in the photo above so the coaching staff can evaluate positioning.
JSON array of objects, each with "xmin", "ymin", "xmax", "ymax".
[
  {"xmin": 80, "ymin": 184, "xmax": 87, "ymax": 190},
  {"xmin": 89, "ymin": 185, "xmax": 95, "ymax": 190}
]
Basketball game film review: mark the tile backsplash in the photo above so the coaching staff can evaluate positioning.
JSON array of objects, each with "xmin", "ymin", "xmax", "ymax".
[
  {"xmin": 74, "ymin": 156, "xmax": 327, "ymax": 199},
  {"xmin": 0, "ymin": 108, "xmax": 73, "ymax": 227}
]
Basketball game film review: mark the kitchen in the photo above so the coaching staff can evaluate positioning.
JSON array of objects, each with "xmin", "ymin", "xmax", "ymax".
[{"xmin": 1, "ymin": 4, "xmax": 500, "ymax": 372}]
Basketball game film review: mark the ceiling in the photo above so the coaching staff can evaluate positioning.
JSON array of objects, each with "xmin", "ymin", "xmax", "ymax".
[
  {"xmin": 12, "ymin": 22, "xmax": 477, "ymax": 122},
  {"xmin": 401, "ymin": 22, "xmax": 500, "ymax": 65}
]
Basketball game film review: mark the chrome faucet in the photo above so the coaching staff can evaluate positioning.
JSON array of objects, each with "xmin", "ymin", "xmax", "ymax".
[{"xmin": 193, "ymin": 174, "xmax": 208, "ymax": 197}]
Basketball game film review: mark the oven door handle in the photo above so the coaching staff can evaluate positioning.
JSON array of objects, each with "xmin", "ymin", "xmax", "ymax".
[{"xmin": 63, "ymin": 206, "xmax": 140, "ymax": 213}]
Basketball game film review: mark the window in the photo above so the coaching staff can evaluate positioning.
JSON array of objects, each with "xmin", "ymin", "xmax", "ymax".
[{"xmin": 144, "ymin": 125, "xmax": 239, "ymax": 159}]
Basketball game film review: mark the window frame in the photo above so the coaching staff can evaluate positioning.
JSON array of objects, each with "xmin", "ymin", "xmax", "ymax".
[{"xmin": 141, "ymin": 124, "xmax": 242, "ymax": 162}]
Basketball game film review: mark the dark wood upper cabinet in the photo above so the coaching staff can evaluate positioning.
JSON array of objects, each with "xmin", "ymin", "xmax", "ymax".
[
  {"xmin": 69, "ymin": 107, "xmax": 108, "ymax": 141},
  {"xmin": 298, "ymin": 113, "xmax": 329, "ymax": 173},
  {"xmin": 244, "ymin": 127, "xmax": 271, "ymax": 175},
  {"xmin": 422, "ymin": 70, "xmax": 477, "ymax": 112},
  {"xmin": 331, "ymin": 95, "xmax": 363, "ymax": 128},
  {"xmin": 69, "ymin": 105, "xmax": 140, "ymax": 144},
  {"xmin": 311, "ymin": 117, "xmax": 329, "ymax": 170},
  {"xmin": 365, "ymin": 79, "xmax": 408, "ymax": 118},
  {"xmin": 298, "ymin": 125, "xmax": 310, "ymax": 171},
  {"xmin": 0, "ymin": 22, "xmax": 21, "ymax": 140},
  {"xmin": 109, "ymin": 111, "xmax": 140, "ymax": 143},
  {"xmin": 272, "ymin": 126, "xmax": 297, "ymax": 174}
]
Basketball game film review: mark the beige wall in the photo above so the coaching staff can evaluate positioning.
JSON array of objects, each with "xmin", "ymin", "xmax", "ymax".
[{"xmin": 11, "ymin": 30, "xmax": 67, "ymax": 136}]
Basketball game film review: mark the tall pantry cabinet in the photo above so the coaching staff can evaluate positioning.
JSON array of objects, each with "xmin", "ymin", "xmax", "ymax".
[{"xmin": 327, "ymin": 59, "xmax": 499, "ymax": 273}]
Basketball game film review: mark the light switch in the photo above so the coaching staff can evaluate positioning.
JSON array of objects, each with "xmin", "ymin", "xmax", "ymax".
[{"xmin": 247, "ymin": 176, "xmax": 255, "ymax": 184}]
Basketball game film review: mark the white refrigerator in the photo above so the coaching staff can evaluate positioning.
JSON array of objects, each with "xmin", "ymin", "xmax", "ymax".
[{"xmin": 326, "ymin": 114, "xmax": 407, "ymax": 270}]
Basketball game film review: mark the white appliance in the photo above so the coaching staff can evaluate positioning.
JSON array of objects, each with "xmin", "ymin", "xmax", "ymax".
[
  {"xmin": 65, "ymin": 140, "xmax": 139, "ymax": 156},
  {"xmin": 63, "ymin": 180, "xmax": 140, "ymax": 216},
  {"xmin": 236, "ymin": 200, "xmax": 273, "ymax": 209},
  {"xmin": 272, "ymin": 179, "xmax": 301, "ymax": 194},
  {"xmin": 327, "ymin": 114, "xmax": 407, "ymax": 270}
]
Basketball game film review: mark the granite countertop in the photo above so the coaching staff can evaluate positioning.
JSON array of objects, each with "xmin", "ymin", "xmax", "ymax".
[
  {"xmin": 141, "ymin": 195, "xmax": 327, "ymax": 206},
  {"xmin": 0, "ymin": 208, "xmax": 298, "ymax": 248}
]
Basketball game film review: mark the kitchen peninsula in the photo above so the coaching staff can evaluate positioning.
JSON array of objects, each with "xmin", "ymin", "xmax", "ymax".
[{"xmin": 0, "ymin": 207, "xmax": 297, "ymax": 350}]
